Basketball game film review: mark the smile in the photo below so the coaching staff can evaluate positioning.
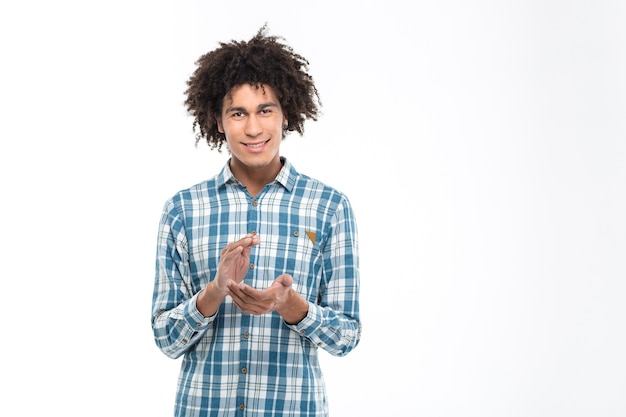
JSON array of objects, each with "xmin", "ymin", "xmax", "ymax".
[{"xmin": 244, "ymin": 139, "xmax": 270, "ymax": 149}]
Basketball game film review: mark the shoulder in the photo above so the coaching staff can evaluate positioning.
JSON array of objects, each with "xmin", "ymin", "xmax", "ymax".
[
  {"xmin": 166, "ymin": 160, "xmax": 232, "ymax": 207},
  {"xmin": 284, "ymin": 158, "xmax": 348, "ymax": 201},
  {"xmin": 295, "ymin": 171, "xmax": 342, "ymax": 195},
  {"xmin": 163, "ymin": 176, "xmax": 221, "ymax": 214},
  {"xmin": 292, "ymin": 171, "xmax": 355, "ymax": 213}
]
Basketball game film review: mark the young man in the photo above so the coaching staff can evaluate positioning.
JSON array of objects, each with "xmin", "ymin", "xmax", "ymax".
[{"xmin": 151, "ymin": 26, "xmax": 361, "ymax": 416}]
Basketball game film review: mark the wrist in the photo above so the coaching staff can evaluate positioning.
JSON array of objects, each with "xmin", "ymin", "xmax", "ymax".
[
  {"xmin": 279, "ymin": 288, "xmax": 309, "ymax": 325},
  {"xmin": 197, "ymin": 281, "xmax": 227, "ymax": 317}
]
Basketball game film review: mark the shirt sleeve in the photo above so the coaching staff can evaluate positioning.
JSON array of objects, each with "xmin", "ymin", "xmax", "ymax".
[
  {"xmin": 150, "ymin": 200, "xmax": 217, "ymax": 359},
  {"xmin": 285, "ymin": 195, "xmax": 362, "ymax": 356}
]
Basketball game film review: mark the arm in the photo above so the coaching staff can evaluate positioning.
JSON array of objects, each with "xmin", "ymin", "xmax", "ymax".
[
  {"xmin": 151, "ymin": 202, "xmax": 210, "ymax": 359},
  {"xmin": 294, "ymin": 196, "xmax": 361, "ymax": 356},
  {"xmin": 151, "ymin": 201, "xmax": 260, "ymax": 359}
]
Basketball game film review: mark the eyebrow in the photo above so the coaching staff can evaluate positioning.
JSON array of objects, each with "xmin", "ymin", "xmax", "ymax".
[{"xmin": 224, "ymin": 102, "xmax": 280, "ymax": 114}]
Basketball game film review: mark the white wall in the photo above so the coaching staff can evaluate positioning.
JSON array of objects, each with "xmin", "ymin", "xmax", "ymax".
[{"xmin": 1, "ymin": 1, "xmax": 625, "ymax": 416}]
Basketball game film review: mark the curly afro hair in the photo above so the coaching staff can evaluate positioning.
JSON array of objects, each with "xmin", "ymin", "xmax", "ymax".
[{"xmin": 184, "ymin": 24, "xmax": 321, "ymax": 151}]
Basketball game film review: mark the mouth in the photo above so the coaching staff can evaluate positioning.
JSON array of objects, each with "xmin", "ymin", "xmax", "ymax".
[{"xmin": 243, "ymin": 139, "xmax": 270, "ymax": 150}]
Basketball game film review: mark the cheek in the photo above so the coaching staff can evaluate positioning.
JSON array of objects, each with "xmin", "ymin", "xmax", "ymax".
[
  {"xmin": 220, "ymin": 120, "xmax": 239, "ymax": 137},
  {"xmin": 265, "ymin": 119, "xmax": 284, "ymax": 134}
]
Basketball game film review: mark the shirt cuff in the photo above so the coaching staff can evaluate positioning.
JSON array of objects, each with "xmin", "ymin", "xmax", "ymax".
[{"xmin": 286, "ymin": 302, "xmax": 322, "ymax": 341}]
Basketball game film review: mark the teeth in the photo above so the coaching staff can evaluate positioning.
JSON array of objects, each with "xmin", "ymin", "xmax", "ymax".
[{"xmin": 246, "ymin": 141, "xmax": 266, "ymax": 148}]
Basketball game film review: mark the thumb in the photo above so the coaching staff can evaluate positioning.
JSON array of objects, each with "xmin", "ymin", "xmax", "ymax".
[{"xmin": 276, "ymin": 274, "xmax": 293, "ymax": 287}]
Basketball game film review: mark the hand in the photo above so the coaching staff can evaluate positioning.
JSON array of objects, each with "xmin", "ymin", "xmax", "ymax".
[
  {"xmin": 227, "ymin": 274, "xmax": 309, "ymax": 324},
  {"xmin": 213, "ymin": 233, "xmax": 260, "ymax": 295}
]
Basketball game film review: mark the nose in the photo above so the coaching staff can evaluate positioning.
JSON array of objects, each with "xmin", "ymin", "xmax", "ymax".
[{"xmin": 244, "ymin": 115, "xmax": 262, "ymax": 137}]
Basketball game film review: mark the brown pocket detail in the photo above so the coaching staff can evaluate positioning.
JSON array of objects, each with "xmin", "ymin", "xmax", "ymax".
[{"xmin": 305, "ymin": 231, "xmax": 316, "ymax": 244}]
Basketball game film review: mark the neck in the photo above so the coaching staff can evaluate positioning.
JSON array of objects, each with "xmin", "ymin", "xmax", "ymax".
[{"xmin": 229, "ymin": 157, "xmax": 283, "ymax": 197}]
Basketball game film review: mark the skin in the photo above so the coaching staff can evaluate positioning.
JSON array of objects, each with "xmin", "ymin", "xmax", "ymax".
[
  {"xmin": 218, "ymin": 83, "xmax": 284, "ymax": 196},
  {"xmin": 196, "ymin": 84, "xmax": 309, "ymax": 325}
]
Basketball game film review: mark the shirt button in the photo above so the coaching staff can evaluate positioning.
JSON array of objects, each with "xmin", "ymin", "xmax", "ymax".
[
  {"xmin": 249, "ymin": 263, "xmax": 255, "ymax": 269},
  {"xmin": 252, "ymin": 200, "xmax": 258, "ymax": 206},
  {"xmin": 250, "ymin": 230, "xmax": 257, "ymax": 235},
  {"xmin": 293, "ymin": 230, "xmax": 299, "ymax": 237},
  {"xmin": 300, "ymin": 329, "xmax": 306, "ymax": 334},
  {"xmin": 239, "ymin": 404, "xmax": 245, "ymax": 411},
  {"xmin": 243, "ymin": 332, "xmax": 250, "ymax": 339},
  {"xmin": 196, "ymin": 322, "xmax": 202, "ymax": 327},
  {"xmin": 242, "ymin": 367, "xmax": 247, "ymax": 374}
]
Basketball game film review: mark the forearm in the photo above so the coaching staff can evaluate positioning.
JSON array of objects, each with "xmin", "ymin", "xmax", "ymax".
[{"xmin": 196, "ymin": 281, "xmax": 227, "ymax": 317}]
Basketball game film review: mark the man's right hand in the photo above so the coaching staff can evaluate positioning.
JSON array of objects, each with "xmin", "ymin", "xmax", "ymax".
[
  {"xmin": 214, "ymin": 233, "xmax": 261, "ymax": 293},
  {"xmin": 197, "ymin": 233, "xmax": 260, "ymax": 317}
]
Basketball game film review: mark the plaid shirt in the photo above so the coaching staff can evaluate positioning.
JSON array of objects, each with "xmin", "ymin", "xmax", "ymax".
[{"xmin": 152, "ymin": 158, "xmax": 361, "ymax": 417}]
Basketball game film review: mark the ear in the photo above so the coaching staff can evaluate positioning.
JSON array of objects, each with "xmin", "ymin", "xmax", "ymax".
[{"xmin": 216, "ymin": 117, "xmax": 224, "ymax": 133}]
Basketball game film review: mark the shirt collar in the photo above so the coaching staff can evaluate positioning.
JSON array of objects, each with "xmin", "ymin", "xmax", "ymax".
[{"xmin": 217, "ymin": 156, "xmax": 297, "ymax": 193}]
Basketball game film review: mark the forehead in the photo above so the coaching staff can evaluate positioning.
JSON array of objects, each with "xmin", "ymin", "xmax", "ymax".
[{"xmin": 223, "ymin": 83, "xmax": 280, "ymax": 106}]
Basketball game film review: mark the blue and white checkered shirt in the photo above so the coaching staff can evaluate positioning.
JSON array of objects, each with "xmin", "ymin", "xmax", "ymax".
[{"xmin": 152, "ymin": 158, "xmax": 361, "ymax": 417}]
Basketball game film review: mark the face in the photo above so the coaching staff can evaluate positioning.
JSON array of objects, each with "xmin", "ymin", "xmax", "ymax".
[{"xmin": 217, "ymin": 84, "xmax": 287, "ymax": 174}]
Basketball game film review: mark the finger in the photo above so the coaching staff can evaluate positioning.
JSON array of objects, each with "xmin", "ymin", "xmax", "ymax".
[
  {"xmin": 237, "ymin": 282, "xmax": 267, "ymax": 299},
  {"xmin": 227, "ymin": 286, "xmax": 245, "ymax": 306},
  {"xmin": 228, "ymin": 287, "xmax": 261, "ymax": 314},
  {"xmin": 229, "ymin": 294, "xmax": 246, "ymax": 311},
  {"xmin": 222, "ymin": 236, "xmax": 254, "ymax": 254},
  {"xmin": 220, "ymin": 244, "xmax": 244, "ymax": 261},
  {"xmin": 227, "ymin": 281, "xmax": 242, "ymax": 295},
  {"xmin": 227, "ymin": 282, "xmax": 252, "ymax": 302},
  {"xmin": 240, "ymin": 233, "xmax": 260, "ymax": 244},
  {"xmin": 241, "ymin": 234, "xmax": 261, "ymax": 248}
]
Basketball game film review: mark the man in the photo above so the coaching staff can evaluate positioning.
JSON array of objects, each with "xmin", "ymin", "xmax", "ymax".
[{"xmin": 151, "ymin": 25, "xmax": 361, "ymax": 416}]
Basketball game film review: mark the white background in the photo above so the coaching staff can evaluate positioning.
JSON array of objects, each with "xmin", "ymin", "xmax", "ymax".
[{"xmin": 1, "ymin": 1, "xmax": 625, "ymax": 416}]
